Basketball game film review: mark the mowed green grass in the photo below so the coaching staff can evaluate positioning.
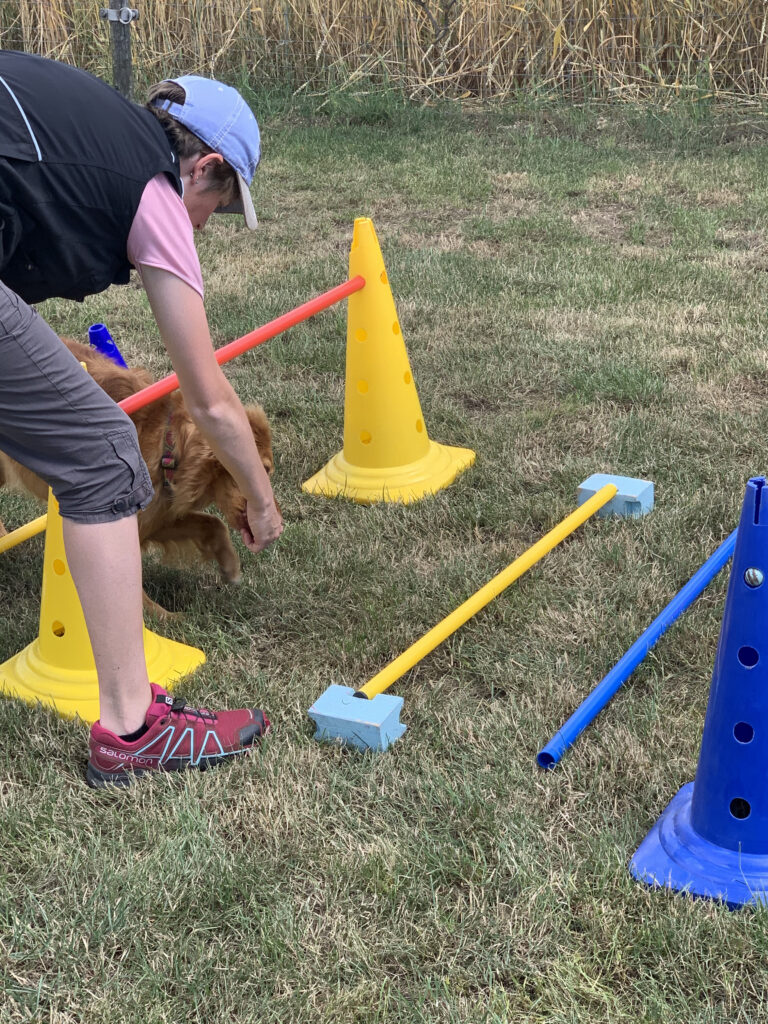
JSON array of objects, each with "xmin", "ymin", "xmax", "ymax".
[{"xmin": 2, "ymin": 95, "xmax": 768, "ymax": 1023}]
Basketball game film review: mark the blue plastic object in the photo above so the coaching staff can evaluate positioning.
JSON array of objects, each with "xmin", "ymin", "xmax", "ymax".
[
  {"xmin": 630, "ymin": 477, "xmax": 768, "ymax": 907},
  {"xmin": 577, "ymin": 473, "xmax": 654, "ymax": 518},
  {"xmin": 88, "ymin": 323, "xmax": 128, "ymax": 368},
  {"xmin": 308, "ymin": 684, "xmax": 406, "ymax": 752},
  {"xmin": 538, "ymin": 529, "xmax": 737, "ymax": 768}
]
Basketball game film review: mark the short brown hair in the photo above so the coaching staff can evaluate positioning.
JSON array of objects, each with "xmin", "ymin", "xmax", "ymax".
[{"xmin": 146, "ymin": 81, "xmax": 237, "ymax": 203}]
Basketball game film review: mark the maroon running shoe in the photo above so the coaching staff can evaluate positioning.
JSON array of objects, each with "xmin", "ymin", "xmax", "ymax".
[{"xmin": 87, "ymin": 683, "xmax": 269, "ymax": 788}]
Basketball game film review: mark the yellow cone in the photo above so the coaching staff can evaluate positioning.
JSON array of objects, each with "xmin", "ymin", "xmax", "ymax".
[
  {"xmin": 0, "ymin": 492, "xmax": 205, "ymax": 724},
  {"xmin": 302, "ymin": 217, "xmax": 475, "ymax": 504}
]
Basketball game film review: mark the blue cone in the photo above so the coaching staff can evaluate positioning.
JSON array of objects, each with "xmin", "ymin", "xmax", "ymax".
[
  {"xmin": 630, "ymin": 477, "xmax": 768, "ymax": 907},
  {"xmin": 88, "ymin": 323, "xmax": 128, "ymax": 368}
]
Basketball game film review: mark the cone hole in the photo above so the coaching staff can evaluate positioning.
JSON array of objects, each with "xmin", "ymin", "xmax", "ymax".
[
  {"xmin": 416, "ymin": 419, "xmax": 424, "ymax": 433},
  {"xmin": 355, "ymin": 329, "xmax": 367, "ymax": 342},
  {"xmin": 357, "ymin": 380, "xmax": 369, "ymax": 394},
  {"xmin": 53, "ymin": 558, "xmax": 66, "ymax": 576},
  {"xmin": 754, "ymin": 477, "xmax": 765, "ymax": 524},
  {"xmin": 738, "ymin": 646, "xmax": 759, "ymax": 668},
  {"xmin": 52, "ymin": 621, "xmax": 65, "ymax": 637},
  {"xmin": 360, "ymin": 431, "xmax": 372, "ymax": 445},
  {"xmin": 404, "ymin": 371, "xmax": 412, "ymax": 385},
  {"xmin": 393, "ymin": 321, "xmax": 401, "ymax": 335},
  {"xmin": 730, "ymin": 798, "xmax": 751, "ymax": 820},
  {"xmin": 381, "ymin": 271, "xmax": 388, "ymax": 284},
  {"xmin": 734, "ymin": 722, "xmax": 755, "ymax": 744}
]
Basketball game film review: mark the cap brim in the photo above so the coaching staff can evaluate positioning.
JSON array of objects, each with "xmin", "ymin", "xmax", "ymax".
[{"xmin": 216, "ymin": 173, "xmax": 258, "ymax": 230}]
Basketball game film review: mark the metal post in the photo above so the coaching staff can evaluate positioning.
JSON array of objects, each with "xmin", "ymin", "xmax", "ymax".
[{"xmin": 100, "ymin": 2, "xmax": 138, "ymax": 100}]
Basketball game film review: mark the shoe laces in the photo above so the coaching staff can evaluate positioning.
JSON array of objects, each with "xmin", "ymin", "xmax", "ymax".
[{"xmin": 165, "ymin": 696, "xmax": 217, "ymax": 725}]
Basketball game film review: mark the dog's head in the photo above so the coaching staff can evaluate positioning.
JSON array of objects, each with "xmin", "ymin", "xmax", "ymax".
[{"xmin": 213, "ymin": 404, "xmax": 279, "ymax": 533}]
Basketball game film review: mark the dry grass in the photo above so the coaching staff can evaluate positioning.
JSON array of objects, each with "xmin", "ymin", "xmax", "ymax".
[
  {"xmin": 2, "ymin": 0, "xmax": 768, "ymax": 99},
  {"xmin": 3, "ymin": 84, "xmax": 768, "ymax": 1024}
]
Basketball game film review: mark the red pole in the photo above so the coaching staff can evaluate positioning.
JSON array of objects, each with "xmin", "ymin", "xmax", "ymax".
[{"xmin": 119, "ymin": 275, "xmax": 365, "ymax": 415}]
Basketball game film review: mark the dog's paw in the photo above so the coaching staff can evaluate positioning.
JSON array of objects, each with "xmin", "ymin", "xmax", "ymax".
[{"xmin": 142, "ymin": 590, "xmax": 182, "ymax": 623}]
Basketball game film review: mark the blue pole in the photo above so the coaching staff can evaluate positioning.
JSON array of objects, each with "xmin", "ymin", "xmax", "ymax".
[{"xmin": 537, "ymin": 529, "xmax": 738, "ymax": 769}]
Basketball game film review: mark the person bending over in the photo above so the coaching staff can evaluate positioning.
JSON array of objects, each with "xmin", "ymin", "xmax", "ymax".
[{"xmin": 0, "ymin": 50, "xmax": 283, "ymax": 787}]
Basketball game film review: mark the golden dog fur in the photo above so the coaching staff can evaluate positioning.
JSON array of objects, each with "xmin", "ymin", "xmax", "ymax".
[{"xmin": 0, "ymin": 339, "xmax": 275, "ymax": 618}]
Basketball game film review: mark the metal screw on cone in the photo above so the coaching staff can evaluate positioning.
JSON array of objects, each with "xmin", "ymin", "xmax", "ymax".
[
  {"xmin": 745, "ymin": 567, "xmax": 764, "ymax": 588},
  {"xmin": 630, "ymin": 477, "xmax": 768, "ymax": 907}
]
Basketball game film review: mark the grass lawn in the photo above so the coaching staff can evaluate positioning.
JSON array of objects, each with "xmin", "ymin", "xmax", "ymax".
[{"xmin": 2, "ymin": 92, "xmax": 768, "ymax": 1022}]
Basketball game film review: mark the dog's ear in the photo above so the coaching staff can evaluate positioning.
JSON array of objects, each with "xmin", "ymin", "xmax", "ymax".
[{"xmin": 244, "ymin": 404, "xmax": 274, "ymax": 475}]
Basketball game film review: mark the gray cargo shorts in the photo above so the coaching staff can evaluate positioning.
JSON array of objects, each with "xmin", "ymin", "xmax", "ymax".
[{"xmin": 0, "ymin": 281, "xmax": 154, "ymax": 524}]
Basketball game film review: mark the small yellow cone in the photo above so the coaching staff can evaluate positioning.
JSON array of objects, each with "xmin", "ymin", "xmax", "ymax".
[
  {"xmin": 0, "ymin": 492, "xmax": 205, "ymax": 724},
  {"xmin": 302, "ymin": 217, "xmax": 475, "ymax": 504}
]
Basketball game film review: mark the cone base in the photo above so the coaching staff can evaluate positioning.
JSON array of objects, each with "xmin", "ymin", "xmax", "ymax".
[
  {"xmin": 302, "ymin": 440, "xmax": 476, "ymax": 505},
  {"xmin": 630, "ymin": 782, "xmax": 768, "ymax": 908},
  {"xmin": 0, "ymin": 627, "xmax": 205, "ymax": 724}
]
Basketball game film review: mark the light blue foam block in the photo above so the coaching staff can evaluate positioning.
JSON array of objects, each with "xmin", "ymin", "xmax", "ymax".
[
  {"xmin": 308, "ymin": 684, "xmax": 407, "ymax": 752},
  {"xmin": 578, "ymin": 473, "xmax": 654, "ymax": 518}
]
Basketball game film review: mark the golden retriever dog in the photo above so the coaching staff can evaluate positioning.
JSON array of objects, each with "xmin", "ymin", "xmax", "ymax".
[{"xmin": 0, "ymin": 339, "xmax": 275, "ymax": 619}]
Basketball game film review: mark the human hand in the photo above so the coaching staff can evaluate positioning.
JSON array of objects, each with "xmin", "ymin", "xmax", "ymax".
[{"xmin": 241, "ymin": 499, "xmax": 284, "ymax": 554}]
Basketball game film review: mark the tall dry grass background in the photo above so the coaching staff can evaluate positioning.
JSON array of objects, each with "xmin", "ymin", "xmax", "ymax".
[{"xmin": 1, "ymin": 0, "xmax": 767, "ymax": 99}]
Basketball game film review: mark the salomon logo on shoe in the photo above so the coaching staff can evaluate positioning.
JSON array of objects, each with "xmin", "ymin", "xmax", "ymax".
[{"xmin": 86, "ymin": 683, "xmax": 269, "ymax": 788}]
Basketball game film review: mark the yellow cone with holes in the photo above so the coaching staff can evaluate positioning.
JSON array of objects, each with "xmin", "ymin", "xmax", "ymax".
[
  {"xmin": 302, "ymin": 217, "xmax": 475, "ymax": 504},
  {"xmin": 0, "ymin": 492, "xmax": 205, "ymax": 723}
]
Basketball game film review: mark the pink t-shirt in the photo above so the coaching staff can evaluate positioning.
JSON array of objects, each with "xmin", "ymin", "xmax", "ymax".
[{"xmin": 127, "ymin": 174, "xmax": 204, "ymax": 298}]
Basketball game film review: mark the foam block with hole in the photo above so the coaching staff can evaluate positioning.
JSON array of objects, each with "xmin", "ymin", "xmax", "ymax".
[
  {"xmin": 308, "ymin": 684, "xmax": 406, "ymax": 752},
  {"xmin": 577, "ymin": 473, "xmax": 654, "ymax": 518}
]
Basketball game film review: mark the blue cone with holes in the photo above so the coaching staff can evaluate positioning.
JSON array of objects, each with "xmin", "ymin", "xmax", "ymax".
[{"xmin": 630, "ymin": 476, "xmax": 768, "ymax": 908}]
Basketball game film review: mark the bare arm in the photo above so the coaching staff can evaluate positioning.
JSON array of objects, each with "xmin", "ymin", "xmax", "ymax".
[{"xmin": 140, "ymin": 265, "xmax": 283, "ymax": 554}]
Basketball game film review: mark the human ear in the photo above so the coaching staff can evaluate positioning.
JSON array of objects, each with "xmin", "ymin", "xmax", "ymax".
[{"xmin": 198, "ymin": 153, "xmax": 225, "ymax": 176}]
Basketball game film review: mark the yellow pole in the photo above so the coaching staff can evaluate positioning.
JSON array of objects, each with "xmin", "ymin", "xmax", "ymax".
[
  {"xmin": 356, "ymin": 483, "xmax": 618, "ymax": 700},
  {"xmin": 0, "ymin": 515, "xmax": 47, "ymax": 555}
]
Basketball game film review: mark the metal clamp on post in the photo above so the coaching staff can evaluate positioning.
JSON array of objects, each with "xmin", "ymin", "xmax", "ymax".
[{"xmin": 100, "ymin": 7, "xmax": 139, "ymax": 23}]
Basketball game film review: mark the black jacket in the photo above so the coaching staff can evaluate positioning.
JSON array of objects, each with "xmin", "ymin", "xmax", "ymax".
[{"xmin": 0, "ymin": 50, "xmax": 182, "ymax": 303}]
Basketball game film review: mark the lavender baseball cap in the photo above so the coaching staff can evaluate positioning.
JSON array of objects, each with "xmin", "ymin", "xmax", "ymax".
[{"xmin": 152, "ymin": 75, "xmax": 260, "ymax": 229}]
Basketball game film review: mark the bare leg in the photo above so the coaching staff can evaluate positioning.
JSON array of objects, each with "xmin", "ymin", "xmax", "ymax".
[{"xmin": 62, "ymin": 515, "xmax": 152, "ymax": 735}]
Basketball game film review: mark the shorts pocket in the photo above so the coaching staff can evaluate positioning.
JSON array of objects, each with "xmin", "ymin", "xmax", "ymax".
[{"xmin": 106, "ymin": 428, "xmax": 152, "ymax": 511}]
